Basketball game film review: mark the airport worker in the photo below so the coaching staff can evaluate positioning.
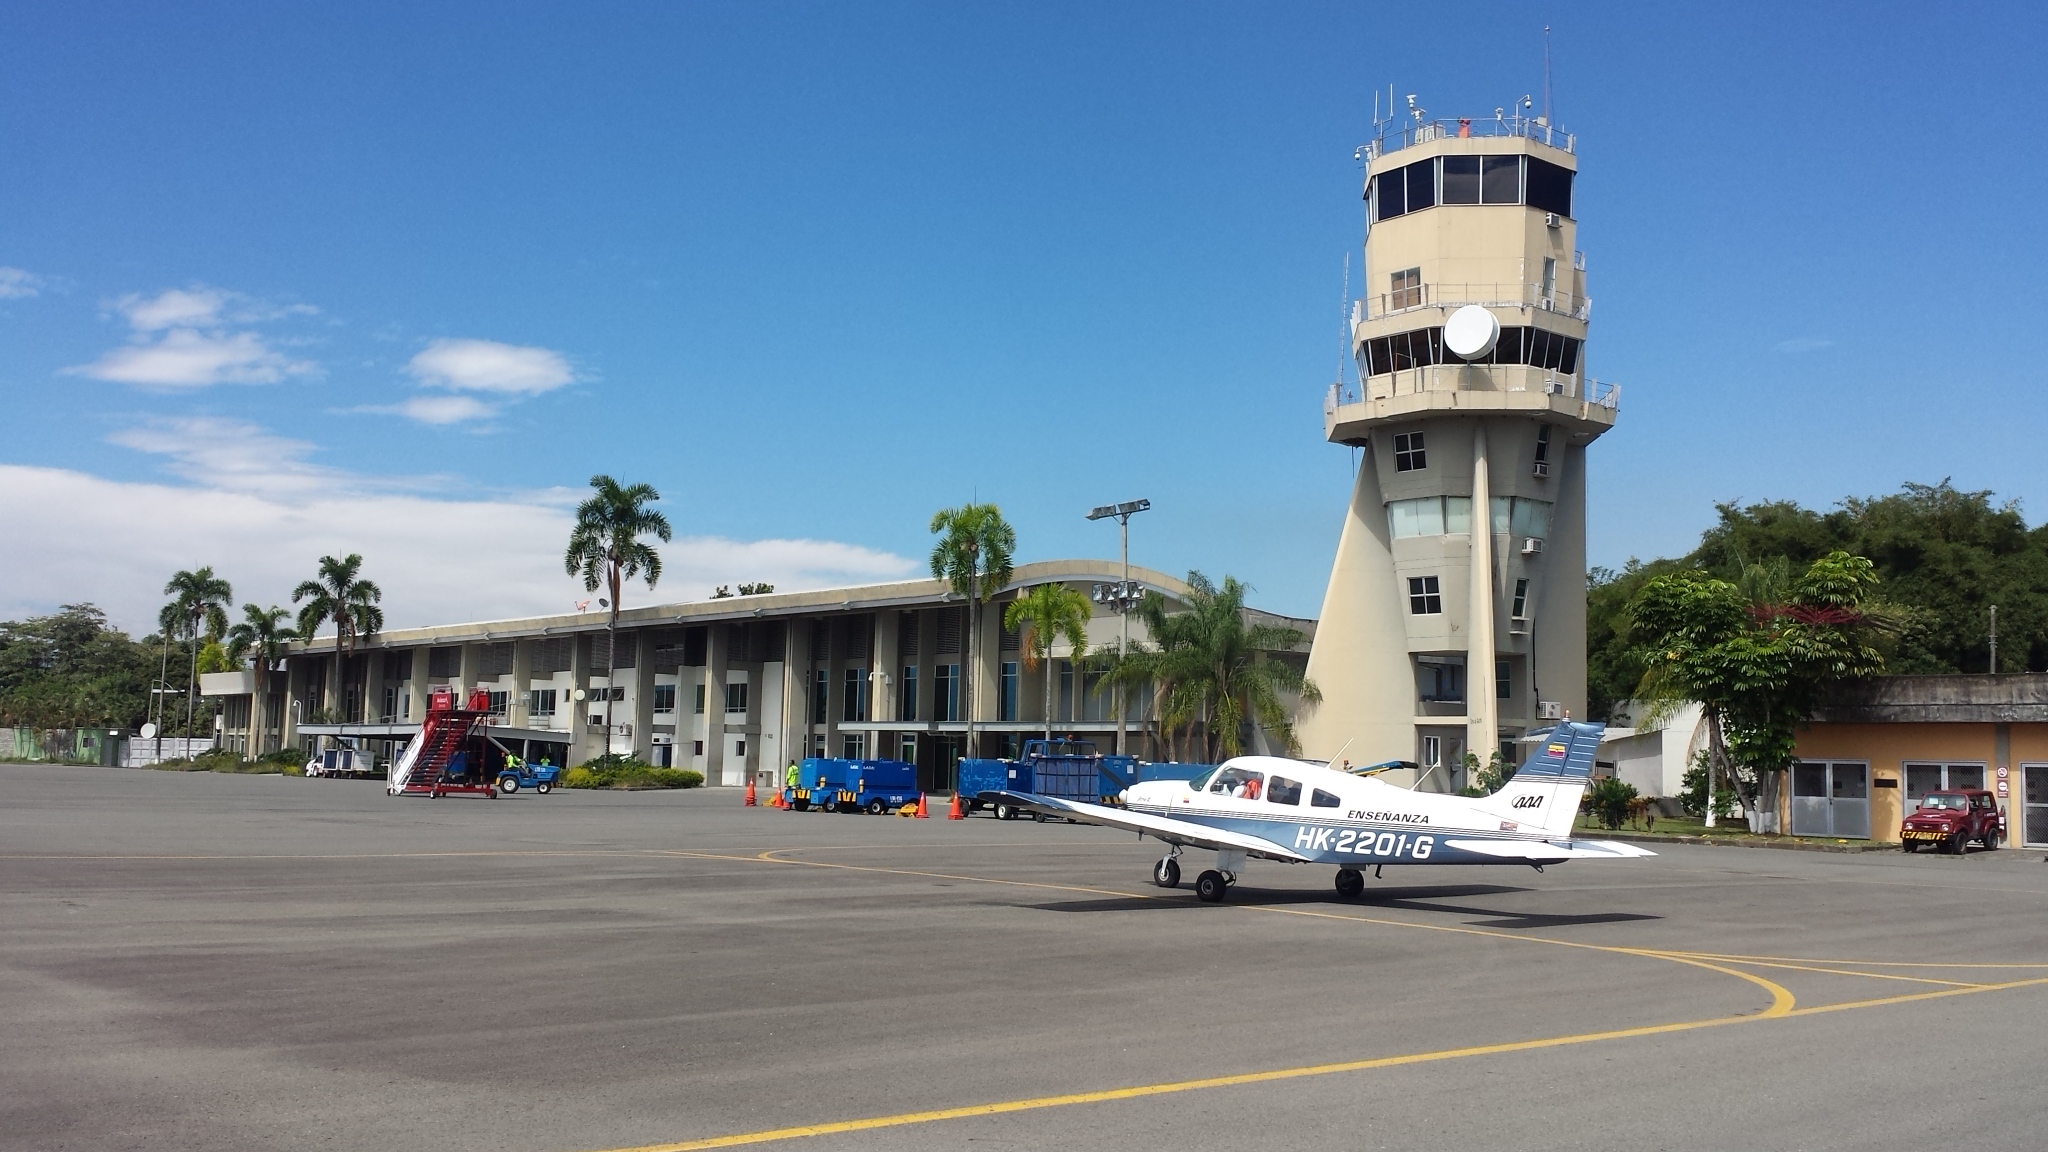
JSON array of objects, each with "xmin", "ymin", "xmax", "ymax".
[{"xmin": 785, "ymin": 761, "xmax": 800, "ymax": 788}]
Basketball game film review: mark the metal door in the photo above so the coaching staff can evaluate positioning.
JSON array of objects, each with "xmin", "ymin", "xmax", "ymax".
[
  {"xmin": 1829, "ymin": 763, "xmax": 1869, "ymax": 839},
  {"xmin": 1791, "ymin": 762, "xmax": 1830, "ymax": 836},
  {"xmin": 1791, "ymin": 761, "xmax": 1869, "ymax": 838},
  {"xmin": 2025, "ymin": 765, "xmax": 2048, "ymax": 848}
]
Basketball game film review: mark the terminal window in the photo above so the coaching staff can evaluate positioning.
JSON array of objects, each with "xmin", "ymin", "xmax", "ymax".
[
  {"xmin": 1408, "ymin": 575, "xmax": 1443, "ymax": 615},
  {"xmin": 1394, "ymin": 431, "xmax": 1426, "ymax": 471},
  {"xmin": 726, "ymin": 682, "xmax": 748, "ymax": 715},
  {"xmin": 529, "ymin": 688, "xmax": 557, "ymax": 719},
  {"xmin": 652, "ymin": 684, "xmax": 675, "ymax": 713}
]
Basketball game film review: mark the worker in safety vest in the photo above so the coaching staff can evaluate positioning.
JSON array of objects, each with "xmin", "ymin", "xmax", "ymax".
[
  {"xmin": 784, "ymin": 761, "xmax": 800, "ymax": 788},
  {"xmin": 505, "ymin": 752, "xmax": 524, "ymax": 776}
]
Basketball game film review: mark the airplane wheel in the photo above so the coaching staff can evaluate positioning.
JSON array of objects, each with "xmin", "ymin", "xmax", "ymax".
[
  {"xmin": 1334, "ymin": 868, "xmax": 1364, "ymax": 899},
  {"xmin": 1154, "ymin": 858, "xmax": 1180, "ymax": 888},
  {"xmin": 1195, "ymin": 869, "xmax": 1227, "ymax": 903}
]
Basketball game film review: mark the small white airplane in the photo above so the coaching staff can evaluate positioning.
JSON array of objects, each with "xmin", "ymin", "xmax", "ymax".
[{"xmin": 980, "ymin": 720, "xmax": 1654, "ymax": 902}]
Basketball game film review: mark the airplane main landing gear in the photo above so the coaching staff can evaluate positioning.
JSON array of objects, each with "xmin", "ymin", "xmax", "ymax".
[
  {"xmin": 1334, "ymin": 867, "xmax": 1364, "ymax": 899},
  {"xmin": 1194, "ymin": 869, "xmax": 1234, "ymax": 903},
  {"xmin": 1153, "ymin": 849, "xmax": 1182, "ymax": 888}
]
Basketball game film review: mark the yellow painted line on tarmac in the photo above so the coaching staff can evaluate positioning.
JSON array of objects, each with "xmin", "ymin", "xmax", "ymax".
[
  {"xmin": 1782, "ymin": 975, "xmax": 2048, "ymax": 1017},
  {"xmin": 1664, "ymin": 950, "xmax": 2048, "ymax": 969},
  {"xmin": 587, "ymin": 1006, "xmax": 1784, "ymax": 1152},
  {"xmin": 1703, "ymin": 958, "xmax": 1989, "ymax": 989}
]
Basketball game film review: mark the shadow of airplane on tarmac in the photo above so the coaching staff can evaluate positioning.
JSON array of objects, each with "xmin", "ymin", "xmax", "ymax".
[{"xmin": 1025, "ymin": 882, "xmax": 1659, "ymax": 931}]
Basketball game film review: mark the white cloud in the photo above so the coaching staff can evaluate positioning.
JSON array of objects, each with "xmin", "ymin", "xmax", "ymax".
[
  {"xmin": 357, "ymin": 395, "xmax": 500, "ymax": 425},
  {"xmin": 0, "ymin": 267, "xmax": 42, "ymax": 299},
  {"xmin": 117, "ymin": 287, "xmax": 227, "ymax": 330},
  {"xmin": 0, "ymin": 427, "xmax": 918, "ymax": 634},
  {"xmin": 406, "ymin": 338, "xmax": 575, "ymax": 394},
  {"xmin": 68, "ymin": 328, "xmax": 317, "ymax": 388},
  {"xmin": 107, "ymin": 417, "xmax": 344, "ymax": 496},
  {"xmin": 67, "ymin": 284, "xmax": 320, "ymax": 389}
]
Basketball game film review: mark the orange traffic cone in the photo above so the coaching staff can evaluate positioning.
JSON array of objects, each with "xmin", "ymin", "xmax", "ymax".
[
  {"xmin": 947, "ymin": 792, "xmax": 964, "ymax": 820},
  {"xmin": 745, "ymin": 779, "xmax": 757, "ymax": 807},
  {"xmin": 915, "ymin": 792, "xmax": 929, "ymax": 818}
]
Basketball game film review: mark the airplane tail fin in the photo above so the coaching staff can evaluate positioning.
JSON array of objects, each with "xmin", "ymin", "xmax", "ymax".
[{"xmin": 1476, "ymin": 720, "xmax": 1606, "ymax": 837}]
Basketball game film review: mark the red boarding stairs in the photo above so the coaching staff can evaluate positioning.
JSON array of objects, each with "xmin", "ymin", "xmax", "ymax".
[{"xmin": 389, "ymin": 687, "xmax": 497, "ymax": 798}]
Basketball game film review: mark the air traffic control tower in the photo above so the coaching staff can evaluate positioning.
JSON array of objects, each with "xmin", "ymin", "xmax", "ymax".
[{"xmin": 1299, "ymin": 110, "xmax": 1619, "ymax": 788}]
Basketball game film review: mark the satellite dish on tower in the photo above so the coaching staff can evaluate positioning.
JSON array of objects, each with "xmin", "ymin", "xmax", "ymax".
[
  {"xmin": 1444, "ymin": 305, "xmax": 1500, "ymax": 360},
  {"xmin": 139, "ymin": 722, "xmax": 158, "ymax": 740}
]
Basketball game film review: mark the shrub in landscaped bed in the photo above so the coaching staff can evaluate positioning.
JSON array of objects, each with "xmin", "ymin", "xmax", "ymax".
[
  {"xmin": 147, "ymin": 748, "xmax": 304, "ymax": 774},
  {"xmin": 561, "ymin": 754, "xmax": 703, "ymax": 790}
]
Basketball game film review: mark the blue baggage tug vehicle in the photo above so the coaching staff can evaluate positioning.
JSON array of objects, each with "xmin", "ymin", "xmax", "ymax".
[{"xmin": 783, "ymin": 757, "xmax": 920, "ymax": 814}]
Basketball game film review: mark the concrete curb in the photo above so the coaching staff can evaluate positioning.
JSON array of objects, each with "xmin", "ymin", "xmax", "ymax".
[{"xmin": 1589, "ymin": 831, "xmax": 1896, "ymax": 854}]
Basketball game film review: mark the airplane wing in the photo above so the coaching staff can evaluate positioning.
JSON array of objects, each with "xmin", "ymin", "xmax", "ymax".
[
  {"xmin": 1441, "ymin": 838, "xmax": 1659, "ymax": 861},
  {"xmin": 978, "ymin": 790, "xmax": 1311, "ymax": 863}
]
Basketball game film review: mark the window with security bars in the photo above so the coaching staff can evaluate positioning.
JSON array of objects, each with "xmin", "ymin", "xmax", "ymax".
[
  {"xmin": 1393, "ymin": 431, "xmax": 1426, "ymax": 472},
  {"xmin": 1408, "ymin": 576, "xmax": 1443, "ymax": 615}
]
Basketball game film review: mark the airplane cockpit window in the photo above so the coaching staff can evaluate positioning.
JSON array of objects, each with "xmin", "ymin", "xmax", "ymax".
[
  {"xmin": 1209, "ymin": 767, "xmax": 1266, "ymax": 800},
  {"xmin": 1267, "ymin": 776, "xmax": 1302, "ymax": 805},
  {"xmin": 1187, "ymin": 768, "xmax": 1219, "ymax": 792},
  {"xmin": 1310, "ymin": 788, "xmax": 1341, "ymax": 808}
]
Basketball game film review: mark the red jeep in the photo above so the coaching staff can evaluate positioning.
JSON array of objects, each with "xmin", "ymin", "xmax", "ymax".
[{"xmin": 1900, "ymin": 790, "xmax": 2004, "ymax": 853}]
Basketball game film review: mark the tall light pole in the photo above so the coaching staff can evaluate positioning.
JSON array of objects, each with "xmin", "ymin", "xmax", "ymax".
[{"xmin": 1087, "ymin": 499, "xmax": 1150, "ymax": 757}]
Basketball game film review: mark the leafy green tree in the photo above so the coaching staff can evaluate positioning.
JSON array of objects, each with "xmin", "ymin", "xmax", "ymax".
[
  {"xmin": 226, "ymin": 604, "xmax": 295, "ymax": 757},
  {"xmin": 161, "ymin": 567, "xmax": 232, "ymax": 737},
  {"xmin": 0, "ymin": 605, "xmax": 156, "ymax": 729},
  {"xmin": 1003, "ymin": 583, "xmax": 1092, "ymax": 745},
  {"xmin": 564, "ymin": 476, "xmax": 672, "ymax": 713},
  {"xmin": 928, "ymin": 504, "xmax": 1015, "ymax": 758},
  {"xmin": 293, "ymin": 555, "xmax": 384, "ymax": 723},
  {"xmin": 1627, "ymin": 551, "xmax": 1892, "ymax": 825},
  {"xmin": 1107, "ymin": 571, "xmax": 1319, "ymax": 760}
]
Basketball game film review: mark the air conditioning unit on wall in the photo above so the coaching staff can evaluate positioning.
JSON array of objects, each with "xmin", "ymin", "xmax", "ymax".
[
  {"xmin": 1539, "ymin": 701, "xmax": 1564, "ymax": 720},
  {"xmin": 1532, "ymin": 460, "xmax": 1550, "ymax": 478},
  {"xmin": 1521, "ymin": 538, "xmax": 1544, "ymax": 556}
]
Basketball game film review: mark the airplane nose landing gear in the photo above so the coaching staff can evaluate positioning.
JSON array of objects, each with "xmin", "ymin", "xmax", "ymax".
[
  {"xmin": 1153, "ymin": 854, "xmax": 1181, "ymax": 888},
  {"xmin": 1334, "ymin": 867, "xmax": 1365, "ymax": 899}
]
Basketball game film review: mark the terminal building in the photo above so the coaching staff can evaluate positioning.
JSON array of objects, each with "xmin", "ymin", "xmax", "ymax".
[
  {"xmin": 1297, "ymin": 110, "xmax": 1619, "ymax": 788},
  {"xmin": 202, "ymin": 561, "xmax": 1314, "ymax": 792}
]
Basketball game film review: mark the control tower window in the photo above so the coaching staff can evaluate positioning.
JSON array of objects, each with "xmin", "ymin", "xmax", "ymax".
[
  {"xmin": 1407, "ymin": 576, "xmax": 1443, "ymax": 615},
  {"xmin": 1374, "ymin": 170, "xmax": 1405, "ymax": 221},
  {"xmin": 1441, "ymin": 155, "xmax": 1481, "ymax": 204},
  {"xmin": 1512, "ymin": 578, "xmax": 1530, "ymax": 620},
  {"xmin": 1406, "ymin": 159, "xmax": 1436, "ymax": 211},
  {"xmin": 1390, "ymin": 268, "xmax": 1423, "ymax": 310},
  {"xmin": 1393, "ymin": 431, "xmax": 1427, "ymax": 472},
  {"xmin": 1482, "ymin": 155, "xmax": 1522, "ymax": 204},
  {"xmin": 1525, "ymin": 158, "xmax": 1574, "ymax": 217}
]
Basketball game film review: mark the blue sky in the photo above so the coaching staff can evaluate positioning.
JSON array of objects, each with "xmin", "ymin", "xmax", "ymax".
[{"xmin": 2, "ymin": 1, "xmax": 2043, "ymax": 630}]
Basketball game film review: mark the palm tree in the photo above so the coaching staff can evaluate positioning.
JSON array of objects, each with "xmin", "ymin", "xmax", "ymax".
[
  {"xmin": 293, "ymin": 555, "xmax": 384, "ymax": 723},
  {"xmin": 226, "ymin": 604, "xmax": 295, "ymax": 757},
  {"xmin": 928, "ymin": 504, "xmax": 1015, "ymax": 760},
  {"xmin": 161, "ymin": 567, "xmax": 232, "ymax": 738},
  {"xmin": 564, "ymin": 476, "xmax": 672, "ymax": 727},
  {"xmin": 1105, "ymin": 571, "xmax": 1319, "ymax": 760},
  {"xmin": 1003, "ymin": 583, "xmax": 1092, "ymax": 746}
]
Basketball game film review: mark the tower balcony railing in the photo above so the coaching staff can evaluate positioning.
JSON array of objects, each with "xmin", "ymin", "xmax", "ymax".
[
  {"xmin": 1324, "ymin": 367, "xmax": 1621, "ymax": 413},
  {"xmin": 1363, "ymin": 282, "xmax": 1591, "ymax": 323},
  {"xmin": 1363, "ymin": 115, "xmax": 1575, "ymax": 162}
]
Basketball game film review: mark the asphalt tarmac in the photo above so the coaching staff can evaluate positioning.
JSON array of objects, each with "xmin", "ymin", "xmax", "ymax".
[{"xmin": 5, "ymin": 762, "xmax": 2047, "ymax": 1152}]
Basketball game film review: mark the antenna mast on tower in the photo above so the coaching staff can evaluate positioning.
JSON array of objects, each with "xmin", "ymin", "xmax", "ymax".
[{"xmin": 1543, "ymin": 26, "xmax": 1553, "ymax": 122}]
